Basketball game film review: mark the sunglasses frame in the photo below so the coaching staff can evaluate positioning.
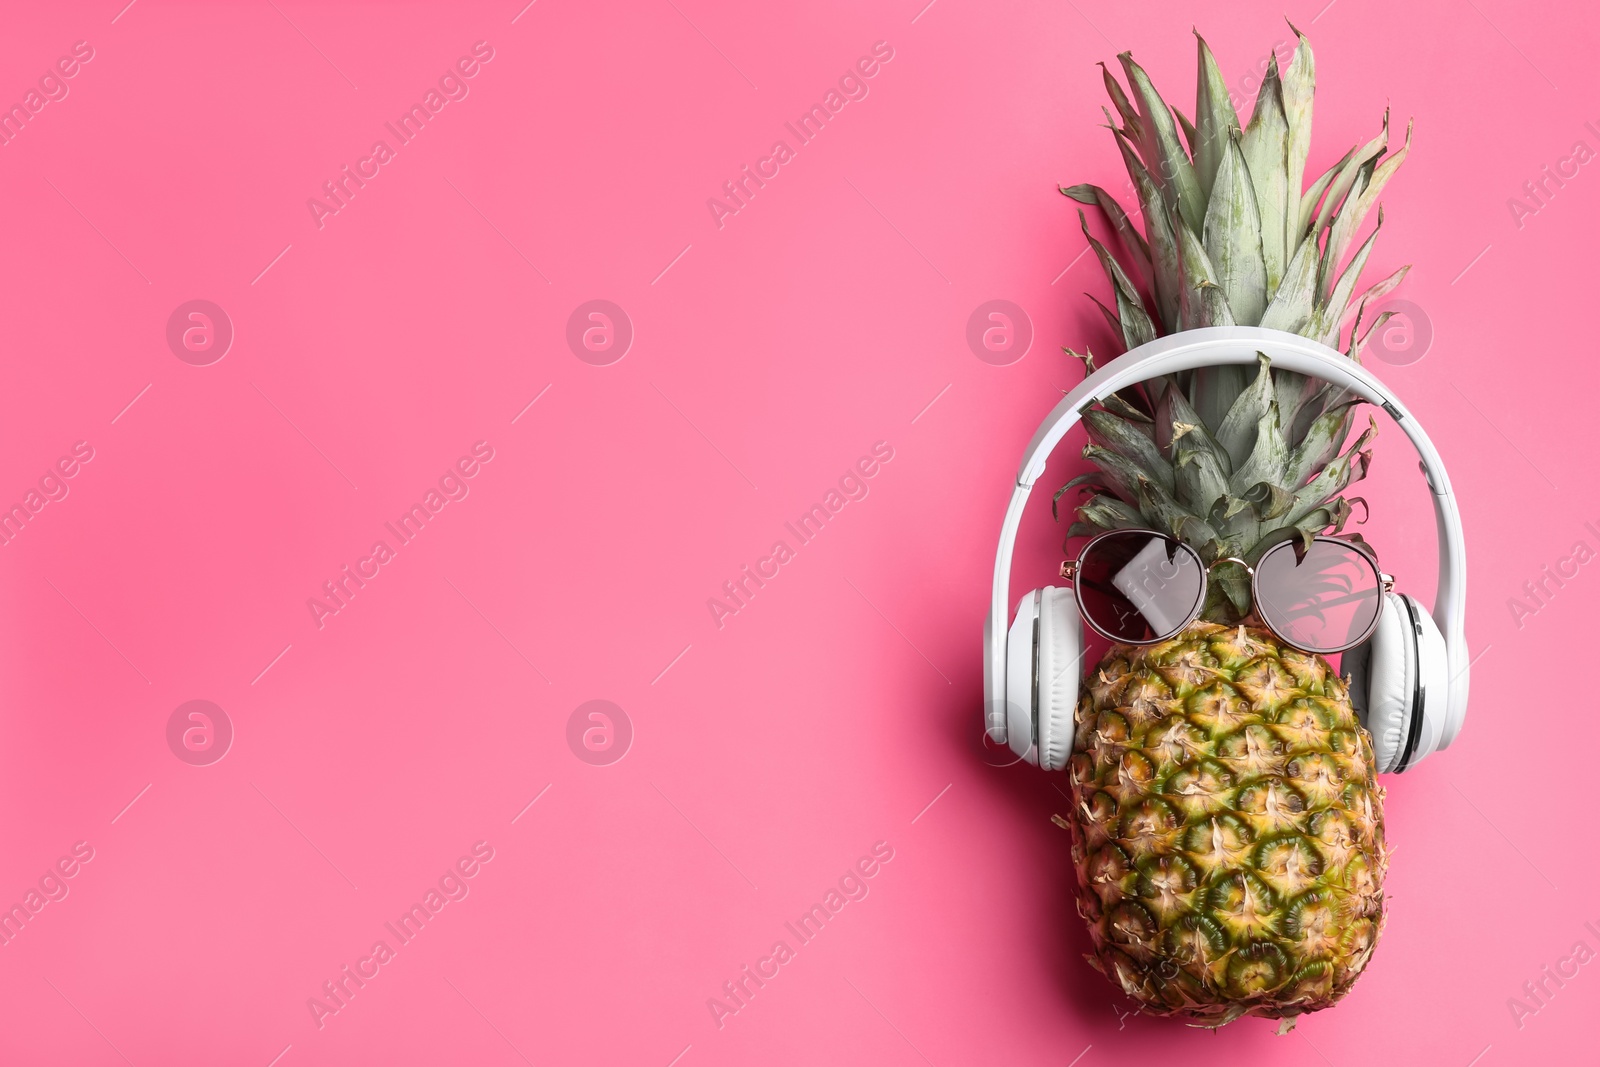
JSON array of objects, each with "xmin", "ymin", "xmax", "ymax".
[{"xmin": 1059, "ymin": 528, "xmax": 1394, "ymax": 653}]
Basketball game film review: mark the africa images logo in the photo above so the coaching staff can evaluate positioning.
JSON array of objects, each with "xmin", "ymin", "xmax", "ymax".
[
  {"xmin": 306, "ymin": 441, "xmax": 496, "ymax": 629},
  {"xmin": 0, "ymin": 841, "xmax": 95, "ymax": 949},
  {"xmin": 0, "ymin": 39, "xmax": 94, "ymax": 148},
  {"xmin": 705, "ymin": 41, "xmax": 896, "ymax": 230},
  {"xmin": 705, "ymin": 842, "xmax": 894, "ymax": 1030},
  {"xmin": 305, "ymin": 41, "xmax": 496, "ymax": 230},
  {"xmin": 0, "ymin": 441, "xmax": 95, "ymax": 548},
  {"xmin": 306, "ymin": 841, "xmax": 495, "ymax": 1029},
  {"xmin": 706, "ymin": 441, "xmax": 894, "ymax": 629}
]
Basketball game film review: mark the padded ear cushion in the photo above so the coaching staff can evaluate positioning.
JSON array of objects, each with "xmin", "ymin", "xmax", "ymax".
[
  {"xmin": 1346, "ymin": 595, "xmax": 1415, "ymax": 774},
  {"xmin": 1004, "ymin": 592, "xmax": 1040, "ymax": 761},
  {"xmin": 1405, "ymin": 596, "xmax": 1451, "ymax": 771},
  {"xmin": 1035, "ymin": 587, "xmax": 1083, "ymax": 771}
]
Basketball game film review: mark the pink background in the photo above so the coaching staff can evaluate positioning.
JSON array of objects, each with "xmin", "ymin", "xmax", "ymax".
[{"xmin": 0, "ymin": 1, "xmax": 1591, "ymax": 1064}]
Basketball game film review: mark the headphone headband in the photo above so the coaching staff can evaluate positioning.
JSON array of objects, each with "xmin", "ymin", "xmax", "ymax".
[{"xmin": 984, "ymin": 326, "xmax": 1467, "ymax": 748}]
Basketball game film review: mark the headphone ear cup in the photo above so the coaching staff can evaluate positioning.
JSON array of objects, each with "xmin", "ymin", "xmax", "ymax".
[
  {"xmin": 1348, "ymin": 594, "xmax": 1416, "ymax": 774},
  {"xmin": 1004, "ymin": 592, "xmax": 1041, "ymax": 761},
  {"xmin": 1407, "ymin": 596, "xmax": 1450, "ymax": 769},
  {"xmin": 1035, "ymin": 588, "xmax": 1084, "ymax": 771}
]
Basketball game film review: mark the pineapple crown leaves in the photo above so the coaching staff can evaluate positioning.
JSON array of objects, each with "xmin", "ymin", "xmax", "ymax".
[
  {"xmin": 1060, "ymin": 27, "xmax": 1412, "ymax": 355},
  {"xmin": 1058, "ymin": 27, "xmax": 1406, "ymax": 621}
]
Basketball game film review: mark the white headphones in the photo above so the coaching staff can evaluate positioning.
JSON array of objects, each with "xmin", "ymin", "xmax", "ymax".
[{"xmin": 984, "ymin": 326, "xmax": 1468, "ymax": 775}]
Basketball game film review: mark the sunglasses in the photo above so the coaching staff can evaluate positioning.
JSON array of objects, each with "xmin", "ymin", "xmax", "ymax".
[{"xmin": 1059, "ymin": 529, "xmax": 1393, "ymax": 654}]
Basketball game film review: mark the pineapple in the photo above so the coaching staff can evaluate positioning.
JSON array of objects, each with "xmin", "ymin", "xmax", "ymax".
[{"xmin": 1055, "ymin": 27, "xmax": 1408, "ymax": 1028}]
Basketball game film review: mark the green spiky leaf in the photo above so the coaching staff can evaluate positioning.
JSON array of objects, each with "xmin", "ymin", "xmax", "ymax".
[
  {"xmin": 1080, "ymin": 210, "xmax": 1158, "ymax": 350},
  {"xmin": 1119, "ymin": 52, "xmax": 1208, "ymax": 234},
  {"xmin": 1065, "ymin": 346, "xmax": 1098, "ymax": 375},
  {"xmin": 1214, "ymin": 354, "xmax": 1275, "ymax": 469},
  {"xmin": 1352, "ymin": 310, "xmax": 1397, "ymax": 361},
  {"xmin": 1173, "ymin": 441, "xmax": 1232, "ymax": 517},
  {"xmin": 1311, "ymin": 206, "xmax": 1384, "ymax": 346},
  {"xmin": 1227, "ymin": 392, "xmax": 1289, "ymax": 494},
  {"xmin": 1310, "ymin": 112, "xmax": 1389, "ymax": 242},
  {"xmin": 1322, "ymin": 121, "xmax": 1412, "ymax": 299},
  {"xmin": 1082, "ymin": 443, "xmax": 1148, "ymax": 504},
  {"xmin": 1297, "ymin": 144, "xmax": 1354, "ymax": 239},
  {"xmin": 1192, "ymin": 33, "xmax": 1239, "ymax": 204},
  {"xmin": 1053, "ymin": 471, "xmax": 1107, "ymax": 519},
  {"xmin": 1101, "ymin": 391, "xmax": 1155, "ymax": 425},
  {"xmin": 1099, "ymin": 61, "xmax": 1141, "ymax": 138},
  {"xmin": 1239, "ymin": 55, "xmax": 1290, "ymax": 294},
  {"xmin": 1114, "ymin": 129, "xmax": 1182, "ymax": 330},
  {"xmin": 1257, "ymin": 236, "xmax": 1320, "ymax": 334},
  {"xmin": 1350, "ymin": 264, "xmax": 1410, "ymax": 322},
  {"xmin": 1086, "ymin": 294, "xmax": 1127, "ymax": 355},
  {"xmin": 1280, "ymin": 28, "xmax": 1315, "ymax": 256},
  {"xmin": 1063, "ymin": 183, "xmax": 1153, "ymax": 284},
  {"xmin": 1085, "ymin": 409, "xmax": 1174, "ymax": 495},
  {"xmin": 1173, "ymin": 106, "xmax": 1198, "ymax": 158},
  {"xmin": 1162, "ymin": 384, "xmax": 1234, "ymax": 476},
  {"xmin": 1243, "ymin": 479, "xmax": 1296, "ymax": 520},
  {"xmin": 1133, "ymin": 474, "xmax": 1219, "ymax": 544},
  {"xmin": 1078, "ymin": 493, "xmax": 1147, "ymax": 530},
  {"xmin": 1283, "ymin": 418, "xmax": 1375, "ymax": 527},
  {"xmin": 1175, "ymin": 213, "xmax": 1224, "ymax": 330},
  {"xmin": 1203, "ymin": 136, "xmax": 1268, "ymax": 324}
]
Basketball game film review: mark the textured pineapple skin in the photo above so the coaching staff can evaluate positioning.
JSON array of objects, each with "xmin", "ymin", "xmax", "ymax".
[{"xmin": 1066, "ymin": 622, "xmax": 1388, "ymax": 1025}]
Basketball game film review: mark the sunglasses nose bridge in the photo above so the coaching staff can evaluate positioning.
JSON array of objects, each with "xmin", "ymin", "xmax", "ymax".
[{"xmin": 1208, "ymin": 555, "xmax": 1254, "ymax": 576}]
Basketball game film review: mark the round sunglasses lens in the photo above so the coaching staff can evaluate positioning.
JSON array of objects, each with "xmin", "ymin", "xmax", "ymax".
[
  {"xmin": 1075, "ymin": 532, "xmax": 1204, "ymax": 642},
  {"xmin": 1254, "ymin": 539, "xmax": 1383, "ymax": 652}
]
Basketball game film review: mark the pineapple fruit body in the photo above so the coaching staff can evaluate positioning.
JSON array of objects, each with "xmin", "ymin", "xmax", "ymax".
[{"xmin": 1066, "ymin": 622, "xmax": 1387, "ymax": 1026}]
